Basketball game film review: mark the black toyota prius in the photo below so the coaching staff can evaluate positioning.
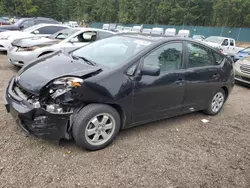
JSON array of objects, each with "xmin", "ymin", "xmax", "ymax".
[{"xmin": 4, "ymin": 34, "xmax": 234, "ymax": 151}]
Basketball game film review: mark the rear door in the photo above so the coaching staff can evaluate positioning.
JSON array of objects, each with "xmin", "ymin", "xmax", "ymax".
[
  {"xmin": 182, "ymin": 42, "xmax": 223, "ymax": 113},
  {"xmin": 132, "ymin": 42, "xmax": 186, "ymax": 123}
]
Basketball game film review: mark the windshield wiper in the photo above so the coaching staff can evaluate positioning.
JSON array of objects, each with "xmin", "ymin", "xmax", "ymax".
[{"xmin": 72, "ymin": 54, "xmax": 96, "ymax": 66}]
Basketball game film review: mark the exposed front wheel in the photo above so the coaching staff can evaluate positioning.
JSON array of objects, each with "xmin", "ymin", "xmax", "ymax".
[
  {"xmin": 203, "ymin": 89, "xmax": 225, "ymax": 115},
  {"xmin": 72, "ymin": 104, "xmax": 121, "ymax": 151}
]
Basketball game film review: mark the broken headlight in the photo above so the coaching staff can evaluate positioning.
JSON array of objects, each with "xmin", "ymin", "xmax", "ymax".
[{"xmin": 49, "ymin": 77, "xmax": 83, "ymax": 99}]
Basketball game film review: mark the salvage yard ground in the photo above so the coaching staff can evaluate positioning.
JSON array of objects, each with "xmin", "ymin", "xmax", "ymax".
[{"xmin": 0, "ymin": 53, "xmax": 249, "ymax": 188}]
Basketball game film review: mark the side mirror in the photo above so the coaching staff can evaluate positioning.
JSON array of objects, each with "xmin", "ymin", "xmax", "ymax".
[
  {"xmin": 141, "ymin": 65, "xmax": 160, "ymax": 76},
  {"xmin": 33, "ymin": 30, "xmax": 39, "ymax": 34},
  {"xmin": 20, "ymin": 25, "xmax": 24, "ymax": 30}
]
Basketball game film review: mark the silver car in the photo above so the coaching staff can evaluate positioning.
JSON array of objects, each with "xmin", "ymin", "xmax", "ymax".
[{"xmin": 8, "ymin": 28, "xmax": 114, "ymax": 67}]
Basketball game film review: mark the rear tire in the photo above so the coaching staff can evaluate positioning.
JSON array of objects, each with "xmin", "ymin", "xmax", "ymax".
[
  {"xmin": 203, "ymin": 89, "xmax": 225, "ymax": 115},
  {"xmin": 72, "ymin": 104, "xmax": 121, "ymax": 151}
]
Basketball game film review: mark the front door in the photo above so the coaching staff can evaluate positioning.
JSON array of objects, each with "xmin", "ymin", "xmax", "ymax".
[
  {"xmin": 182, "ymin": 42, "xmax": 223, "ymax": 112},
  {"xmin": 63, "ymin": 31, "xmax": 97, "ymax": 53},
  {"xmin": 132, "ymin": 42, "xmax": 186, "ymax": 124}
]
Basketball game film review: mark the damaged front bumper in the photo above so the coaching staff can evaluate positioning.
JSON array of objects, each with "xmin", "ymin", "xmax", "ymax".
[{"xmin": 4, "ymin": 78, "xmax": 73, "ymax": 140}]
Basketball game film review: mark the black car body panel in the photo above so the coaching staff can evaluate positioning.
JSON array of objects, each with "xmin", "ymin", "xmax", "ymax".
[
  {"xmin": 17, "ymin": 53, "xmax": 102, "ymax": 94},
  {"xmin": 4, "ymin": 35, "xmax": 234, "ymax": 140}
]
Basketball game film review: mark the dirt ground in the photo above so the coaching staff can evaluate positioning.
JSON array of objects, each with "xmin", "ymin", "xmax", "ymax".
[{"xmin": 0, "ymin": 53, "xmax": 249, "ymax": 188}]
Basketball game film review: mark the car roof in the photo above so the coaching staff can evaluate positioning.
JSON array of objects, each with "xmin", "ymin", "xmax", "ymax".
[{"xmin": 115, "ymin": 33, "xmax": 217, "ymax": 48}]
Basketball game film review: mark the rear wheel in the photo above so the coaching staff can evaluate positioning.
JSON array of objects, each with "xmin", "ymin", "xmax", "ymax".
[
  {"xmin": 203, "ymin": 89, "xmax": 225, "ymax": 115},
  {"xmin": 72, "ymin": 104, "xmax": 120, "ymax": 151}
]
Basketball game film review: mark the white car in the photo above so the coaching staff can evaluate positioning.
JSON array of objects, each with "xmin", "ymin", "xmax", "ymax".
[
  {"xmin": 0, "ymin": 24, "xmax": 69, "ymax": 51},
  {"xmin": 7, "ymin": 28, "xmax": 115, "ymax": 67},
  {"xmin": 151, "ymin": 27, "xmax": 164, "ymax": 35},
  {"xmin": 142, "ymin": 28, "xmax": 152, "ymax": 34},
  {"xmin": 204, "ymin": 36, "xmax": 244, "ymax": 57},
  {"xmin": 69, "ymin": 21, "xmax": 78, "ymax": 28},
  {"xmin": 165, "ymin": 28, "xmax": 176, "ymax": 36},
  {"xmin": 177, "ymin": 30, "xmax": 190, "ymax": 37}
]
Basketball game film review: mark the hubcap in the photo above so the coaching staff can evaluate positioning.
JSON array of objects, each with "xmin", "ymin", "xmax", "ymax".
[
  {"xmin": 211, "ymin": 92, "xmax": 224, "ymax": 113},
  {"xmin": 85, "ymin": 113, "xmax": 115, "ymax": 146}
]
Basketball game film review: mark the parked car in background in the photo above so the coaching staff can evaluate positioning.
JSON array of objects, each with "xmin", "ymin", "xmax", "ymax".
[
  {"xmin": 193, "ymin": 35, "xmax": 205, "ymax": 41},
  {"xmin": 4, "ymin": 34, "xmax": 234, "ymax": 151},
  {"xmin": 178, "ymin": 30, "xmax": 190, "ymax": 37},
  {"xmin": 165, "ymin": 28, "xmax": 176, "ymax": 36},
  {"xmin": 115, "ymin": 25, "xmax": 124, "ymax": 33},
  {"xmin": 0, "ymin": 17, "xmax": 59, "ymax": 31},
  {"xmin": 8, "ymin": 28, "xmax": 115, "ymax": 67},
  {"xmin": 132, "ymin": 25, "xmax": 142, "ymax": 33},
  {"xmin": 0, "ymin": 17, "xmax": 10, "ymax": 25},
  {"xmin": 0, "ymin": 24, "xmax": 69, "ymax": 51},
  {"xmin": 204, "ymin": 36, "xmax": 244, "ymax": 57},
  {"xmin": 142, "ymin": 28, "xmax": 151, "ymax": 34},
  {"xmin": 102, "ymin": 24, "xmax": 110, "ymax": 30},
  {"xmin": 233, "ymin": 47, "xmax": 250, "ymax": 62},
  {"xmin": 234, "ymin": 56, "xmax": 250, "ymax": 86},
  {"xmin": 69, "ymin": 21, "xmax": 78, "ymax": 28},
  {"xmin": 151, "ymin": 27, "xmax": 164, "ymax": 35},
  {"xmin": 122, "ymin": 27, "xmax": 132, "ymax": 32}
]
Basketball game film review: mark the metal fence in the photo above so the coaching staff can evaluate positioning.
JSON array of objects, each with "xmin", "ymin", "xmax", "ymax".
[{"xmin": 90, "ymin": 22, "xmax": 250, "ymax": 43}]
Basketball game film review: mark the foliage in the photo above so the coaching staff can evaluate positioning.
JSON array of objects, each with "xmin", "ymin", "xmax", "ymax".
[{"xmin": 0, "ymin": 0, "xmax": 250, "ymax": 27}]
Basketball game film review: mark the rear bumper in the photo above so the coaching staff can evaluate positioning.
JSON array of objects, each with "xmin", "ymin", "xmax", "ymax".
[{"xmin": 4, "ymin": 78, "xmax": 72, "ymax": 140}]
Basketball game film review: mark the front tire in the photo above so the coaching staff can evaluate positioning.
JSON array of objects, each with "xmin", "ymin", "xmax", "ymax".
[
  {"xmin": 203, "ymin": 89, "xmax": 225, "ymax": 115},
  {"xmin": 72, "ymin": 104, "xmax": 121, "ymax": 151}
]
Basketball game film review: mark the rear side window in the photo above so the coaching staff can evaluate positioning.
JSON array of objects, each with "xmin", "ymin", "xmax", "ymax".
[
  {"xmin": 20, "ymin": 20, "xmax": 35, "ymax": 29},
  {"xmin": 187, "ymin": 43, "xmax": 214, "ymax": 68},
  {"xmin": 230, "ymin": 39, "xmax": 234, "ymax": 46},
  {"xmin": 37, "ymin": 26, "xmax": 66, "ymax": 34},
  {"xmin": 213, "ymin": 52, "xmax": 224, "ymax": 65}
]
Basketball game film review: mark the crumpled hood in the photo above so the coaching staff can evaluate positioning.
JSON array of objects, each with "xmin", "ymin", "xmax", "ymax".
[
  {"xmin": 12, "ymin": 37, "xmax": 60, "ymax": 47},
  {"xmin": 16, "ymin": 52, "xmax": 102, "ymax": 94},
  {"xmin": 0, "ymin": 30, "xmax": 31, "ymax": 39}
]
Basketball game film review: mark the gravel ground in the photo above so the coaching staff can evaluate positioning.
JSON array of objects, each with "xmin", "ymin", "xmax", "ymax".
[{"xmin": 0, "ymin": 53, "xmax": 249, "ymax": 188}]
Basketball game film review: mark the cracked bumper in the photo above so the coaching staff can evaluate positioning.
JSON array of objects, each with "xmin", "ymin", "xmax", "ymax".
[{"xmin": 4, "ymin": 78, "xmax": 73, "ymax": 140}]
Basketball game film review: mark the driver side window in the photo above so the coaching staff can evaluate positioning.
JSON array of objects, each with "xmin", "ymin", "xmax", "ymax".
[
  {"xmin": 222, "ymin": 39, "xmax": 229, "ymax": 46},
  {"xmin": 143, "ymin": 42, "xmax": 183, "ymax": 72},
  {"xmin": 72, "ymin": 31, "xmax": 97, "ymax": 43}
]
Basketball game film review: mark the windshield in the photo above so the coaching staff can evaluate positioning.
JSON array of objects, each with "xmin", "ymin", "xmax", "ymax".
[
  {"xmin": 72, "ymin": 36, "xmax": 152, "ymax": 67},
  {"xmin": 205, "ymin": 36, "xmax": 224, "ymax": 44},
  {"xmin": 241, "ymin": 47, "xmax": 250, "ymax": 53},
  {"xmin": 13, "ymin": 19, "xmax": 24, "ymax": 26},
  {"xmin": 49, "ymin": 28, "xmax": 79, "ymax": 40}
]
